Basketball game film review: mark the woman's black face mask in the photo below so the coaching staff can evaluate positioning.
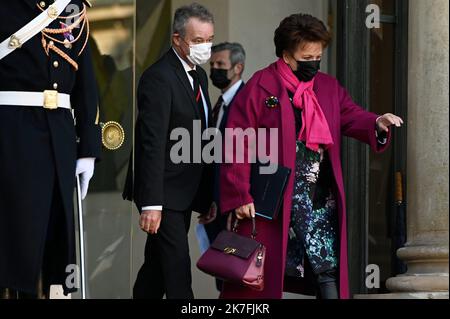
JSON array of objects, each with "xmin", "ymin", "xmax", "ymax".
[{"xmin": 292, "ymin": 60, "xmax": 321, "ymax": 82}]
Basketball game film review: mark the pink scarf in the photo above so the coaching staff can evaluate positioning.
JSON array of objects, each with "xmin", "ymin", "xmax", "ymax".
[{"xmin": 275, "ymin": 58, "xmax": 334, "ymax": 152}]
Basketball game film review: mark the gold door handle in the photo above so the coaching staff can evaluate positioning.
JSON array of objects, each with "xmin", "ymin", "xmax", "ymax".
[{"xmin": 101, "ymin": 121, "xmax": 125, "ymax": 150}]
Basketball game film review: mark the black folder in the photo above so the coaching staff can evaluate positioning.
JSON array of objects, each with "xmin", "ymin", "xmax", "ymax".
[{"xmin": 250, "ymin": 163, "xmax": 291, "ymax": 220}]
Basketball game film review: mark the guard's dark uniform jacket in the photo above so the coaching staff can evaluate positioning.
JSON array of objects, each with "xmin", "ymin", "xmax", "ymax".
[{"xmin": 0, "ymin": 0, "xmax": 101, "ymax": 295}]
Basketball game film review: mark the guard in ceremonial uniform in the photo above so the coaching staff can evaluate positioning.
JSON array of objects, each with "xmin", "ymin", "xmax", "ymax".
[{"xmin": 0, "ymin": 0, "xmax": 101, "ymax": 298}]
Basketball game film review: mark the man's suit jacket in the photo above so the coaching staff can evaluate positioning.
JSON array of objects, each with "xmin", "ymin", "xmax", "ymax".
[{"xmin": 124, "ymin": 49, "xmax": 213, "ymax": 214}]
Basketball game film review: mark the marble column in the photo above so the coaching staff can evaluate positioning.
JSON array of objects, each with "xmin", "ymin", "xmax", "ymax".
[{"xmin": 384, "ymin": 0, "xmax": 449, "ymax": 299}]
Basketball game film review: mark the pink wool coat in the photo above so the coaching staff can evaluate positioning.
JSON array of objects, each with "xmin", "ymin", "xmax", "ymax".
[{"xmin": 219, "ymin": 62, "xmax": 391, "ymax": 299}]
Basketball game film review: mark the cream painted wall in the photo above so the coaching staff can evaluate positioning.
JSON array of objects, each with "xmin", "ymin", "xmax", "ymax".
[{"xmin": 228, "ymin": 0, "xmax": 329, "ymax": 82}]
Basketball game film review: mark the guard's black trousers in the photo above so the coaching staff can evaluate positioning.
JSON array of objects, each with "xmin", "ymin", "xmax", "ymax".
[
  {"xmin": 0, "ymin": 180, "xmax": 70, "ymax": 299},
  {"xmin": 133, "ymin": 209, "xmax": 194, "ymax": 299}
]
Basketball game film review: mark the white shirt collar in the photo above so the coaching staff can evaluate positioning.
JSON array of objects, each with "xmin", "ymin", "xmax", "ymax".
[
  {"xmin": 172, "ymin": 47, "xmax": 196, "ymax": 73},
  {"xmin": 222, "ymin": 79, "xmax": 243, "ymax": 106}
]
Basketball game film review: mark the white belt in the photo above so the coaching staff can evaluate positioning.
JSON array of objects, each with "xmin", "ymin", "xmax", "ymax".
[
  {"xmin": 0, "ymin": 0, "xmax": 71, "ymax": 60},
  {"xmin": 0, "ymin": 91, "xmax": 71, "ymax": 110}
]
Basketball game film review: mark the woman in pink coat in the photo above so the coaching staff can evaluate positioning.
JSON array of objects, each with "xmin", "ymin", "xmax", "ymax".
[{"xmin": 219, "ymin": 13, "xmax": 403, "ymax": 299}]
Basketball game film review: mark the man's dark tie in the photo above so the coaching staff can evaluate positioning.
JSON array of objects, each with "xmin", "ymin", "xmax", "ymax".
[
  {"xmin": 188, "ymin": 70, "xmax": 206, "ymax": 129},
  {"xmin": 212, "ymin": 95, "xmax": 224, "ymax": 127}
]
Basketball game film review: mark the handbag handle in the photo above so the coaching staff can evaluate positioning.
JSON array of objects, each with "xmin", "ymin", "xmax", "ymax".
[{"xmin": 232, "ymin": 215, "xmax": 257, "ymax": 239}]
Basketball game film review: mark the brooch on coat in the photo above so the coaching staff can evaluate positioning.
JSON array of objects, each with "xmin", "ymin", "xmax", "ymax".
[{"xmin": 265, "ymin": 96, "xmax": 280, "ymax": 108}]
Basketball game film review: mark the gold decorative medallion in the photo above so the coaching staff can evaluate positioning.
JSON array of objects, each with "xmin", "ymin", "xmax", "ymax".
[
  {"xmin": 101, "ymin": 121, "xmax": 125, "ymax": 150},
  {"xmin": 47, "ymin": 5, "xmax": 59, "ymax": 19},
  {"xmin": 8, "ymin": 35, "xmax": 22, "ymax": 49}
]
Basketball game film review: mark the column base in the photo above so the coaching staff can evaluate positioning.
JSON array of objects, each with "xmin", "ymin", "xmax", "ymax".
[
  {"xmin": 385, "ymin": 244, "xmax": 448, "ymax": 294},
  {"xmin": 386, "ymin": 274, "xmax": 449, "ymax": 292}
]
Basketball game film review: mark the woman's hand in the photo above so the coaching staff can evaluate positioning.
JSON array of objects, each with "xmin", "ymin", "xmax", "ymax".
[
  {"xmin": 226, "ymin": 203, "xmax": 255, "ymax": 231},
  {"xmin": 376, "ymin": 113, "xmax": 404, "ymax": 133},
  {"xmin": 235, "ymin": 203, "xmax": 256, "ymax": 220}
]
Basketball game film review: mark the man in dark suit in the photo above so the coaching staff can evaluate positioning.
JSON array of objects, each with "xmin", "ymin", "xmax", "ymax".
[
  {"xmin": 197, "ymin": 42, "xmax": 246, "ymax": 291},
  {"xmin": 0, "ymin": 0, "xmax": 101, "ymax": 298},
  {"xmin": 123, "ymin": 3, "xmax": 215, "ymax": 299}
]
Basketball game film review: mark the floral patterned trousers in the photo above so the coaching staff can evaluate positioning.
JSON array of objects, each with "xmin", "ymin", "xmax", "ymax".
[{"xmin": 286, "ymin": 141, "xmax": 339, "ymax": 278}]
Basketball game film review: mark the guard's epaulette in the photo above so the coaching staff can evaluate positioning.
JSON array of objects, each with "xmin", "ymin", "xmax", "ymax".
[{"xmin": 83, "ymin": 0, "xmax": 92, "ymax": 8}]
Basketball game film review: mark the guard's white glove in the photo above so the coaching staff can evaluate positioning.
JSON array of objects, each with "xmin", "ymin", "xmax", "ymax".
[{"xmin": 75, "ymin": 157, "xmax": 96, "ymax": 200}]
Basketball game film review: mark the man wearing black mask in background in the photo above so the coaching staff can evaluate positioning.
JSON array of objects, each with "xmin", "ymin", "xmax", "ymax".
[
  {"xmin": 209, "ymin": 42, "xmax": 246, "ymax": 133},
  {"xmin": 197, "ymin": 42, "xmax": 246, "ymax": 292}
]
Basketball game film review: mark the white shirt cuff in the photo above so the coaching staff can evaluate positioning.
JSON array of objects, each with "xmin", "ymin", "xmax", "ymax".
[{"xmin": 142, "ymin": 206, "xmax": 163, "ymax": 212}]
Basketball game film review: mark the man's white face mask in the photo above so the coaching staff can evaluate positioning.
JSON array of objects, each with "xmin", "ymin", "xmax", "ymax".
[{"xmin": 187, "ymin": 42, "xmax": 212, "ymax": 65}]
